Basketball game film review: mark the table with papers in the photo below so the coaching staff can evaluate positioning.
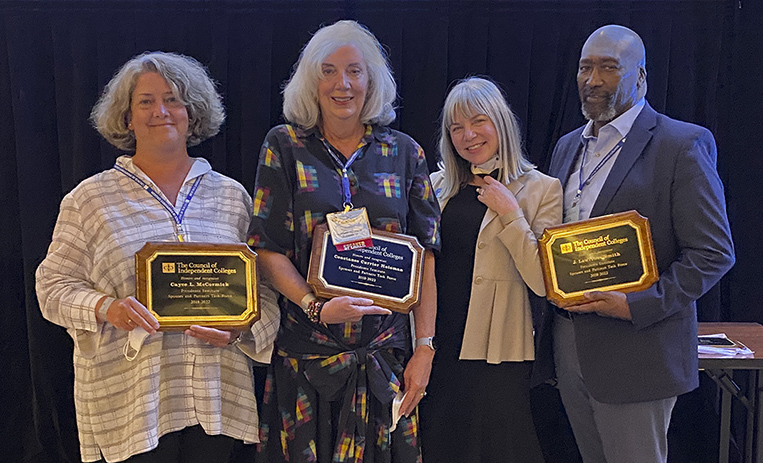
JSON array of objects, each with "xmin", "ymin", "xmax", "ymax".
[
  {"xmin": 699, "ymin": 322, "xmax": 763, "ymax": 463},
  {"xmin": 699, "ymin": 332, "xmax": 754, "ymax": 356}
]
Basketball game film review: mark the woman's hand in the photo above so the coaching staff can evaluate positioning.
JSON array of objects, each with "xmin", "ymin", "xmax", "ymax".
[
  {"xmin": 399, "ymin": 345, "xmax": 435, "ymax": 417},
  {"xmin": 186, "ymin": 326, "xmax": 242, "ymax": 347},
  {"xmin": 399, "ymin": 249, "xmax": 436, "ymax": 417},
  {"xmin": 256, "ymin": 250, "xmax": 391, "ymax": 324},
  {"xmin": 474, "ymin": 175, "xmax": 520, "ymax": 216},
  {"xmin": 319, "ymin": 296, "xmax": 392, "ymax": 324},
  {"xmin": 105, "ymin": 296, "xmax": 160, "ymax": 334}
]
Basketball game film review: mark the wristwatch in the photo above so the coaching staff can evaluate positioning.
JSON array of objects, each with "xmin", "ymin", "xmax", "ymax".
[{"xmin": 415, "ymin": 336, "xmax": 436, "ymax": 352}]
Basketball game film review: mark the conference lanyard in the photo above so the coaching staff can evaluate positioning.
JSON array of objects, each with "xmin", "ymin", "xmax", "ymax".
[
  {"xmin": 113, "ymin": 163, "xmax": 203, "ymax": 242},
  {"xmin": 571, "ymin": 136, "xmax": 626, "ymax": 208},
  {"xmin": 321, "ymin": 139, "xmax": 366, "ymax": 211}
]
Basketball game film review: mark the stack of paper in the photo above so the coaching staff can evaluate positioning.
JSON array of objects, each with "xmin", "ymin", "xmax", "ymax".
[{"xmin": 698, "ymin": 333, "xmax": 754, "ymax": 357}]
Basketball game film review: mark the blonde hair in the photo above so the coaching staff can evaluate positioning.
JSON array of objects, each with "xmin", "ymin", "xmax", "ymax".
[
  {"xmin": 282, "ymin": 20, "xmax": 397, "ymax": 128},
  {"xmin": 437, "ymin": 77, "xmax": 534, "ymax": 201},
  {"xmin": 90, "ymin": 51, "xmax": 225, "ymax": 151}
]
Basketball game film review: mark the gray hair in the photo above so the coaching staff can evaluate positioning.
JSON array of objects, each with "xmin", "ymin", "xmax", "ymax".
[
  {"xmin": 283, "ymin": 20, "xmax": 397, "ymax": 128},
  {"xmin": 437, "ymin": 77, "xmax": 534, "ymax": 201},
  {"xmin": 90, "ymin": 51, "xmax": 225, "ymax": 151}
]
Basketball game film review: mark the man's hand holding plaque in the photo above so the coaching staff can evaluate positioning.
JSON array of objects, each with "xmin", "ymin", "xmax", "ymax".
[
  {"xmin": 538, "ymin": 210, "xmax": 659, "ymax": 308},
  {"xmin": 562, "ymin": 290, "xmax": 633, "ymax": 320},
  {"xmin": 307, "ymin": 224, "xmax": 425, "ymax": 314}
]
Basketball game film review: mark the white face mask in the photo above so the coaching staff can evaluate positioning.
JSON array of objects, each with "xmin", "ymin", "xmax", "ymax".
[
  {"xmin": 124, "ymin": 327, "xmax": 150, "ymax": 361},
  {"xmin": 470, "ymin": 155, "xmax": 501, "ymax": 175}
]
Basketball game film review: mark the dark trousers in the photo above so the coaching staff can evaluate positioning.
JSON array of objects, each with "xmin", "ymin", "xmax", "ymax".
[{"xmin": 123, "ymin": 425, "xmax": 256, "ymax": 463}]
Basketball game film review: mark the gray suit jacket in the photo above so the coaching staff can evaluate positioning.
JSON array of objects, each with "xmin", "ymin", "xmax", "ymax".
[{"xmin": 537, "ymin": 103, "xmax": 735, "ymax": 403}]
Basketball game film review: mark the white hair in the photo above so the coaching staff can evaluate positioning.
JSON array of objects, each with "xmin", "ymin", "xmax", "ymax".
[
  {"xmin": 437, "ymin": 77, "xmax": 534, "ymax": 201},
  {"xmin": 282, "ymin": 20, "xmax": 397, "ymax": 128}
]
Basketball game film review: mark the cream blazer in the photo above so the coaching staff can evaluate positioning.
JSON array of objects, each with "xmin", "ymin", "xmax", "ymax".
[{"xmin": 430, "ymin": 169, "xmax": 562, "ymax": 364}]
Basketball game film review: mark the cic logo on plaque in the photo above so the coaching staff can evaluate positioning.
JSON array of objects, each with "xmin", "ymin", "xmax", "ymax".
[{"xmin": 162, "ymin": 263, "xmax": 176, "ymax": 273}]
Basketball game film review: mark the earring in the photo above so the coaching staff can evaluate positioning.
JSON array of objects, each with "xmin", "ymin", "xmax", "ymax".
[{"xmin": 128, "ymin": 122, "xmax": 133, "ymax": 130}]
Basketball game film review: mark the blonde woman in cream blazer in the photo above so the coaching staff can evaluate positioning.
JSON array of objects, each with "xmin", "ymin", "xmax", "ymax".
[{"xmin": 419, "ymin": 77, "xmax": 562, "ymax": 463}]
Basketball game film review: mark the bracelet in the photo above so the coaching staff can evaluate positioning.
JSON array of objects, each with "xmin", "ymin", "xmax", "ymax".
[
  {"xmin": 96, "ymin": 296, "xmax": 114, "ymax": 322},
  {"xmin": 300, "ymin": 292, "xmax": 318, "ymax": 310},
  {"xmin": 304, "ymin": 299, "xmax": 324, "ymax": 324},
  {"xmin": 228, "ymin": 332, "xmax": 243, "ymax": 346},
  {"xmin": 97, "ymin": 302, "xmax": 110, "ymax": 321}
]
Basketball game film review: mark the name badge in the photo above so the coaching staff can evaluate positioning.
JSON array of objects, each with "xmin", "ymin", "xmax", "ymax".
[{"xmin": 326, "ymin": 207, "xmax": 373, "ymax": 252}]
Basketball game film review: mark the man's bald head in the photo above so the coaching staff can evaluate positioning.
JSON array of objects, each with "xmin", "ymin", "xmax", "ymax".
[
  {"xmin": 583, "ymin": 25, "xmax": 646, "ymax": 72},
  {"xmin": 578, "ymin": 25, "xmax": 647, "ymax": 130}
]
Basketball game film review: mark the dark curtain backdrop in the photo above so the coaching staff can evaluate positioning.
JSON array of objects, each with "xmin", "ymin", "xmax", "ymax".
[{"xmin": 2, "ymin": 0, "xmax": 761, "ymax": 462}]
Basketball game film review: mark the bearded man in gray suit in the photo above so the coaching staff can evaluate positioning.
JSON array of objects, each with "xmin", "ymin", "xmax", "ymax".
[{"xmin": 545, "ymin": 24, "xmax": 735, "ymax": 463}]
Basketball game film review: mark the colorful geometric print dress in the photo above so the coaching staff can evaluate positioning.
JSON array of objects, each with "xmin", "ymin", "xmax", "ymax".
[{"xmin": 247, "ymin": 124, "xmax": 441, "ymax": 463}]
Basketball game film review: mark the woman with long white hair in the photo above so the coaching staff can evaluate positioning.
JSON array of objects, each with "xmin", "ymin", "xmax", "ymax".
[{"xmin": 248, "ymin": 20, "xmax": 440, "ymax": 462}]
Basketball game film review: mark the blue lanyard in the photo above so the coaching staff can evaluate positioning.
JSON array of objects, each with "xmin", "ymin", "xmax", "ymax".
[
  {"xmin": 113, "ymin": 163, "xmax": 203, "ymax": 241},
  {"xmin": 321, "ymin": 139, "xmax": 365, "ymax": 211},
  {"xmin": 576, "ymin": 136, "xmax": 626, "ymax": 196}
]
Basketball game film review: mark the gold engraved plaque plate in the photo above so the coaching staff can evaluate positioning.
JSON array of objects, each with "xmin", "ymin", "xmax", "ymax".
[
  {"xmin": 538, "ymin": 210, "xmax": 659, "ymax": 307},
  {"xmin": 135, "ymin": 242, "xmax": 259, "ymax": 330}
]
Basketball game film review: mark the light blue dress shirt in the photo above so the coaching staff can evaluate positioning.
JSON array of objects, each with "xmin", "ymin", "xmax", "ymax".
[{"xmin": 563, "ymin": 99, "xmax": 646, "ymax": 223}]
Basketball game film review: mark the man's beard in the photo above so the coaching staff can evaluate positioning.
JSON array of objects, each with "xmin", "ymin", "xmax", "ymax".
[{"xmin": 580, "ymin": 89, "xmax": 618, "ymax": 122}]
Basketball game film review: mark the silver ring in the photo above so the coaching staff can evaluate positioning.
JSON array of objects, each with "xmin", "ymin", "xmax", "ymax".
[
  {"xmin": 127, "ymin": 319, "xmax": 135, "ymax": 326},
  {"xmin": 476, "ymin": 188, "xmax": 483, "ymax": 195}
]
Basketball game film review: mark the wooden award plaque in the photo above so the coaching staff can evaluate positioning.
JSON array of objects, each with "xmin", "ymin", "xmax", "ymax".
[
  {"xmin": 135, "ymin": 242, "xmax": 260, "ymax": 330},
  {"xmin": 307, "ymin": 224, "xmax": 424, "ymax": 313},
  {"xmin": 538, "ymin": 210, "xmax": 659, "ymax": 307}
]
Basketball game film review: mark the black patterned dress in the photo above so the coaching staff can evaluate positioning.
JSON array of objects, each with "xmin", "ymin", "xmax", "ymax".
[{"xmin": 247, "ymin": 124, "xmax": 440, "ymax": 463}]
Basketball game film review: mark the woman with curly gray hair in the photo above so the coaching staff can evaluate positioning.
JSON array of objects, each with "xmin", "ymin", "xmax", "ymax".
[
  {"xmin": 36, "ymin": 51, "xmax": 267, "ymax": 462},
  {"xmin": 249, "ymin": 20, "xmax": 440, "ymax": 463}
]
